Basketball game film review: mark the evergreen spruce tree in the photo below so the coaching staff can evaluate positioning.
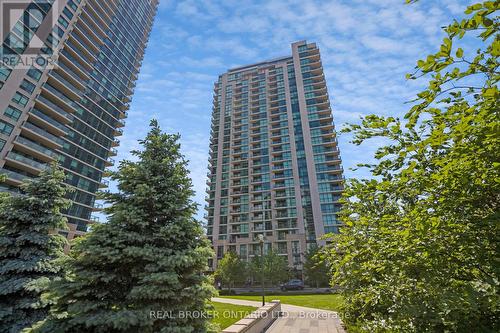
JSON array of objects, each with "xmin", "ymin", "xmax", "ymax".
[
  {"xmin": 0, "ymin": 167, "xmax": 69, "ymax": 333},
  {"xmin": 32, "ymin": 120, "xmax": 216, "ymax": 333}
]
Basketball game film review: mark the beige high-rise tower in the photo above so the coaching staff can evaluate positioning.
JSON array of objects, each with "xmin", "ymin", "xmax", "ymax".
[{"xmin": 206, "ymin": 41, "xmax": 344, "ymax": 274}]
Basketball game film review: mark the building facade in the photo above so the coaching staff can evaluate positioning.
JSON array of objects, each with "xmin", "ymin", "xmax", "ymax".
[
  {"xmin": 0, "ymin": 0, "xmax": 158, "ymax": 240},
  {"xmin": 206, "ymin": 41, "xmax": 344, "ymax": 273}
]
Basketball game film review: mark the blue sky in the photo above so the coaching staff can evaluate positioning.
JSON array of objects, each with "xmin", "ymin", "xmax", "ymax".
[{"xmin": 105, "ymin": 0, "xmax": 474, "ymax": 220}]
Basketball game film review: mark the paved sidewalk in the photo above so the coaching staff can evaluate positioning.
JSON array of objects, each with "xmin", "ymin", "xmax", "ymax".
[{"xmin": 211, "ymin": 298, "xmax": 346, "ymax": 333}]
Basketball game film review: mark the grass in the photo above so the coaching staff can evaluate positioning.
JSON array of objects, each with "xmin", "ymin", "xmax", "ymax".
[
  {"xmin": 210, "ymin": 301, "xmax": 257, "ymax": 330},
  {"xmin": 219, "ymin": 293, "xmax": 344, "ymax": 312}
]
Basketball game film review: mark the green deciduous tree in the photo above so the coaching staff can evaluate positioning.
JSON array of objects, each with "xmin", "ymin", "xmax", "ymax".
[
  {"xmin": 31, "ymin": 120, "xmax": 216, "ymax": 333},
  {"xmin": 303, "ymin": 246, "xmax": 329, "ymax": 288},
  {"xmin": 264, "ymin": 250, "xmax": 290, "ymax": 287},
  {"xmin": 249, "ymin": 249, "xmax": 290, "ymax": 287},
  {"xmin": 214, "ymin": 251, "xmax": 246, "ymax": 292},
  {"xmin": 326, "ymin": 1, "xmax": 499, "ymax": 332},
  {"xmin": 0, "ymin": 167, "xmax": 69, "ymax": 333}
]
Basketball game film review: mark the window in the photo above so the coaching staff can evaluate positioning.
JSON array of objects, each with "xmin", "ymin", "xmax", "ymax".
[
  {"xmin": 58, "ymin": 16, "xmax": 69, "ymax": 28},
  {"xmin": 0, "ymin": 121, "xmax": 14, "ymax": 135},
  {"xmin": 0, "ymin": 67, "xmax": 11, "ymax": 81},
  {"xmin": 323, "ymin": 214, "xmax": 338, "ymax": 225},
  {"xmin": 27, "ymin": 68, "xmax": 42, "ymax": 81},
  {"xmin": 53, "ymin": 25, "xmax": 64, "ymax": 39},
  {"xmin": 324, "ymin": 226, "xmax": 339, "ymax": 234},
  {"xmin": 11, "ymin": 92, "xmax": 29, "ymax": 107},
  {"xmin": 63, "ymin": 7, "xmax": 73, "ymax": 20},
  {"xmin": 320, "ymin": 193, "xmax": 334, "ymax": 203},
  {"xmin": 217, "ymin": 245, "xmax": 224, "ymax": 259},
  {"xmin": 20, "ymin": 79, "xmax": 36, "ymax": 94},
  {"xmin": 4, "ymin": 106, "xmax": 22, "ymax": 121},
  {"xmin": 298, "ymin": 45, "xmax": 308, "ymax": 52},
  {"xmin": 239, "ymin": 244, "xmax": 247, "ymax": 258},
  {"xmin": 0, "ymin": 139, "xmax": 5, "ymax": 151},
  {"xmin": 67, "ymin": 0, "xmax": 78, "ymax": 11}
]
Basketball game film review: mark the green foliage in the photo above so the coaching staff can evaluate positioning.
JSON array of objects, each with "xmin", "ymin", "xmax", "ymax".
[
  {"xmin": 249, "ymin": 250, "xmax": 290, "ymax": 287},
  {"xmin": 326, "ymin": 2, "xmax": 499, "ymax": 332},
  {"xmin": 0, "ymin": 174, "xmax": 8, "ymax": 203},
  {"xmin": 0, "ymin": 166, "xmax": 69, "ymax": 333},
  {"xmin": 215, "ymin": 251, "xmax": 246, "ymax": 292},
  {"xmin": 303, "ymin": 246, "xmax": 330, "ymax": 288},
  {"xmin": 31, "ymin": 120, "xmax": 216, "ymax": 333}
]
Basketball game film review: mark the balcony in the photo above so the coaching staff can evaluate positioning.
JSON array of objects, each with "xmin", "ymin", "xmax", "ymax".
[
  {"xmin": 21, "ymin": 122, "xmax": 63, "ymax": 148},
  {"xmin": 14, "ymin": 136, "xmax": 58, "ymax": 161},
  {"xmin": 277, "ymin": 222, "xmax": 298, "ymax": 230},
  {"xmin": 87, "ymin": 0, "xmax": 112, "ymax": 33},
  {"xmin": 41, "ymin": 84, "xmax": 75, "ymax": 113},
  {"xmin": 6, "ymin": 151, "xmax": 48, "ymax": 174},
  {"xmin": 59, "ymin": 50, "xmax": 90, "ymax": 79},
  {"xmin": 28, "ymin": 109, "xmax": 69, "ymax": 138},
  {"xmin": 65, "ymin": 40, "xmax": 94, "ymax": 69},
  {"xmin": 105, "ymin": 157, "xmax": 115, "ymax": 166},
  {"xmin": 35, "ymin": 95, "xmax": 73, "ymax": 123},
  {"xmin": 48, "ymin": 70, "xmax": 82, "ymax": 99},
  {"xmin": 69, "ymin": 33, "xmax": 98, "ymax": 61},
  {"xmin": 0, "ymin": 169, "xmax": 31, "ymax": 185},
  {"xmin": 77, "ymin": 15, "xmax": 105, "ymax": 46},
  {"xmin": 57, "ymin": 60, "xmax": 87, "ymax": 86},
  {"xmin": 116, "ymin": 118, "xmax": 125, "ymax": 128}
]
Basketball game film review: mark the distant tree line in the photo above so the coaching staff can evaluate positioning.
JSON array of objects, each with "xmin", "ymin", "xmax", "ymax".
[{"xmin": 214, "ymin": 245, "xmax": 330, "ymax": 292}]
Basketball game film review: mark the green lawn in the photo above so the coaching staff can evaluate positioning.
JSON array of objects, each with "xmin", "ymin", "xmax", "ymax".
[
  {"xmin": 219, "ymin": 293, "xmax": 344, "ymax": 312},
  {"xmin": 210, "ymin": 302, "xmax": 257, "ymax": 330}
]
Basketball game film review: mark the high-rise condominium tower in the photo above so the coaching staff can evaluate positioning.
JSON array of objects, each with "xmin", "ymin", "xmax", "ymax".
[
  {"xmin": 206, "ymin": 41, "xmax": 344, "ymax": 273},
  {"xmin": 0, "ymin": 0, "xmax": 158, "ymax": 240}
]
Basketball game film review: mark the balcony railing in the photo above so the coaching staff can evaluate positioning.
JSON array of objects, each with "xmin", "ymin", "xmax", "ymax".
[
  {"xmin": 23, "ymin": 122, "xmax": 64, "ymax": 146},
  {"xmin": 15, "ymin": 136, "xmax": 59, "ymax": 159},
  {"xmin": 7, "ymin": 151, "xmax": 48, "ymax": 171},
  {"xmin": 36, "ymin": 95, "xmax": 73, "ymax": 121},
  {"xmin": 30, "ymin": 108, "xmax": 70, "ymax": 133},
  {"xmin": 49, "ymin": 70, "xmax": 82, "ymax": 97},
  {"xmin": 0, "ymin": 169, "xmax": 31, "ymax": 183}
]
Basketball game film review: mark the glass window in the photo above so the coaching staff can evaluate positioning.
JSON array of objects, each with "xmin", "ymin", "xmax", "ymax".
[
  {"xmin": 0, "ymin": 138, "xmax": 5, "ymax": 151},
  {"xmin": 27, "ymin": 68, "xmax": 42, "ymax": 81},
  {"xmin": 11, "ymin": 92, "xmax": 29, "ymax": 107},
  {"xmin": 217, "ymin": 245, "xmax": 224, "ymax": 259},
  {"xmin": 0, "ymin": 121, "xmax": 14, "ymax": 135},
  {"xmin": 63, "ymin": 7, "xmax": 73, "ymax": 20},
  {"xmin": 323, "ymin": 214, "xmax": 338, "ymax": 225},
  {"xmin": 20, "ymin": 79, "xmax": 36, "ymax": 94},
  {"xmin": 58, "ymin": 16, "xmax": 69, "ymax": 28},
  {"xmin": 239, "ymin": 244, "xmax": 247, "ymax": 257},
  {"xmin": 4, "ymin": 106, "xmax": 22, "ymax": 121},
  {"xmin": 0, "ymin": 68, "xmax": 11, "ymax": 81},
  {"xmin": 298, "ymin": 45, "xmax": 308, "ymax": 52},
  {"xmin": 67, "ymin": 0, "xmax": 78, "ymax": 11}
]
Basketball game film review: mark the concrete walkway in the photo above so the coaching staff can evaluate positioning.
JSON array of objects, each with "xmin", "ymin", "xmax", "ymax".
[{"xmin": 212, "ymin": 297, "xmax": 346, "ymax": 333}]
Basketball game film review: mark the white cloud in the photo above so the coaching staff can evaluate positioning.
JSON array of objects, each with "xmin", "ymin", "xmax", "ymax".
[{"xmin": 117, "ymin": 0, "xmax": 476, "ymax": 219}]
